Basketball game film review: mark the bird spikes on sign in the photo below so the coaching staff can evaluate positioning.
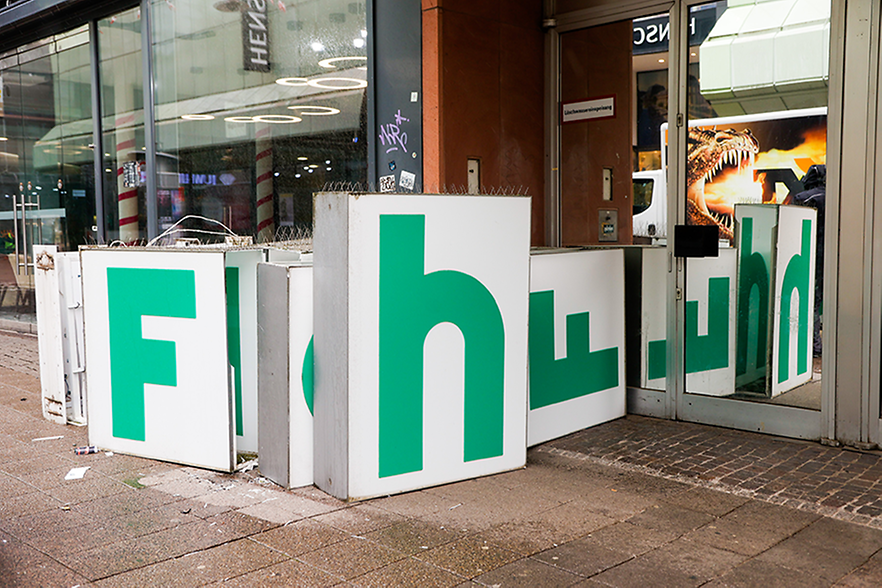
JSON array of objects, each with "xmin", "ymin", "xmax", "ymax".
[{"xmin": 320, "ymin": 181, "xmax": 529, "ymax": 196}]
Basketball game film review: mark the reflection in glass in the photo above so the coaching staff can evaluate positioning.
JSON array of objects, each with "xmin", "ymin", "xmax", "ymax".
[
  {"xmin": 150, "ymin": 0, "xmax": 367, "ymax": 243},
  {"xmin": 0, "ymin": 24, "xmax": 95, "ymax": 319},
  {"xmin": 98, "ymin": 7, "xmax": 146, "ymax": 244}
]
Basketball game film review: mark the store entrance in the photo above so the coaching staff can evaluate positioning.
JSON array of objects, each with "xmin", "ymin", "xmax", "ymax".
[
  {"xmin": 676, "ymin": 0, "xmax": 828, "ymax": 438},
  {"xmin": 556, "ymin": 0, "xmax": 829, "ymax": 440}
]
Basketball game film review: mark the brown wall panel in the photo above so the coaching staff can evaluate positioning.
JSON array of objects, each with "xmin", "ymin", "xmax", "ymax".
[
  {"xmin": 559, "ymin": 20, "xmax": 633, "ymax": 246},
  {"xmin": 422, "ymin": 0, "xmax": 545, "ymax": 245}
]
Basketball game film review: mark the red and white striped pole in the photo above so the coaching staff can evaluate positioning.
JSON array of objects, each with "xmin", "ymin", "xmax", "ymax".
[
  {"xmin": 255, "ymin": 124, "xmax": 274, "ymax": 243},
  {"xmin": 116, "ymin": 113, "xmax": 138, "ymax": 243}
]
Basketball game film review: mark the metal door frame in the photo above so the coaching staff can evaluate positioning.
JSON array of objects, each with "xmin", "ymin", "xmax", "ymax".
[{"xmin": 669, "ymin": 0, "xmax": 839, "ymax": 440}]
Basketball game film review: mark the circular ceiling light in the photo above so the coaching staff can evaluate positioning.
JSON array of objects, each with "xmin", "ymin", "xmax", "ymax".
[
  {"xmin": 275, "ymin": 77, "xmax": 309, "ymax": 86},
  {"xmin": 252, "ymin": 114, "xmax": 302, "ymax": 124},
  {"xmin": 307, "ymin": 77, "xmax": 367, "ymax": 90},
  {"xmin": 288, "ymin": 105, "xmax": 340, "ymax": 116},
  {"xmin": 318, "ymin": 56, "xmax": 367, "ymax": 69},
  {"xmin": 181, "ymin": 114, "xmax": 215, "ymax": 120},
  {"xmin": 224, "ymin": 116, "xmax": 255, "ymax": 123}
]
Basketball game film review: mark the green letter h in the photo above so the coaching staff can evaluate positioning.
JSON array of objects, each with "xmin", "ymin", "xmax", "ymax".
[
  {"xmin": 736, "ymin": 218, "xmax": 770, "ymax": 378},
  {"xmin": 108, "ymin": 268, "xmax": 196, "ymax": 441},
  {"xmin": 379, "ymin": 215, "xmax": 505, "ymax": 478}
]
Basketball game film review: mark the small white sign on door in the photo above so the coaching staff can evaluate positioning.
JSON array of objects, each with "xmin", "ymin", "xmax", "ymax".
[{"xmin": 562, "ymin": 96, "xmax": 615, "ymax": 123}]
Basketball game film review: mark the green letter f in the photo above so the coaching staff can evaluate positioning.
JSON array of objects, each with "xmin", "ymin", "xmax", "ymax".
[{"xmin": 107, "ymin": 268, "xmax": 197, "ymax": 441}]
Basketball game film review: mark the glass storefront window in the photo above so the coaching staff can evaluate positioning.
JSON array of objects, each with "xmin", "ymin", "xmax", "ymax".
[
  {"xmin": 150, "ymin": 0, "xmax": 368, "ymax": 244},
  {"xmin": 98, "ymin": 7, "xmax": 146, "ymax": 245},
  {"xmin": 0, "ymin": 24, "xmax": 94, "ymax": 320}
]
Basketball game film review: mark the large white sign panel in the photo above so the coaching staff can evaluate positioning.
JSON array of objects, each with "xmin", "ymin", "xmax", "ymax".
[
  {"xmin": 528, "ymin": 249, "xmax": 625, "ymax": 446},
  {"xmin": 642, "ymin": 248, "xmax": 667, "ymax": 390},
  {"xmin": 225, "ymin": 249, "xmax": 265, "ymax": 454},
  {"xmin": 81, "ymin": 249, "xmax": 234, "ymax": 472},
  {"xmin": 315, "ymin": 193, "xmax": 530, "ymax": 500},
  {"xmin": 256, "ymin": 262, "xmax": 314, "ymax": 489},
  {"xmin": 683, "ymin": 251, "xmax": 737, "ymax": 397},
  {"xmin": 35, "ymin": 247, "xmax": 88, "ymax": 426},
  {"xmin": 772, "ymin": 206, "xmax": 816, "ymax": 396},
  {"xmin": 34, "ymin": 245, "xmax": 66, "ymax": 425}
]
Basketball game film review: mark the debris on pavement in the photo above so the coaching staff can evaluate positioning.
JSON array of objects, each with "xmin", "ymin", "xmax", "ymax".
[
  {"xmin": 73, "ymin": 445, "xmax": 99, "ymax": 455},
  {"xmin": 236, "ymin": 458, "xmax": 258, "ymax": 472},
  {"xmin": 32, "ymin": 435, "xmax": 64, "ymax": 442},
  {"xmin": 64, "ymin": 466, "xmax": 90, "ymax": 480}
]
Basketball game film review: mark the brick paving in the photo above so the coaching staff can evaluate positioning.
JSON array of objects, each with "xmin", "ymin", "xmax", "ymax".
[
  {"xmin": 545, "ymin": 415, "xmax": 882, "ymax": 529},
  {"xmin": 4, "ymin": 330, "xmax": 882, "ymax": 586}
]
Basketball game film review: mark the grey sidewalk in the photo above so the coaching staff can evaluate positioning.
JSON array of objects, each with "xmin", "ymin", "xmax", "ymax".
[{"xmin": 2, "ymin": 330, "xmax": 882, "ymax": 587}]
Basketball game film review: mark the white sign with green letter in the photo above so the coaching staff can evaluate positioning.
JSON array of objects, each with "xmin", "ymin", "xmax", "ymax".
[
  {"xmin": 225, "ymin": 249, "xmax": 264, "ymax": 454},
  {"xmin": 643, "ymin": 248, "xmax": 737, "ymax": 396},
  {"xmin": 772, "ymin": 206, "xmax": 816, "ymax": 396},
  {"xmin": 528, "ymin": 249, "xmax": 625, "ymax": 446},
  {"xmin": 314, "ymin": 193, "xmax": 530, "ymax": 500},
  {"xmin": 81, "ymin": 249, "xmax": 234, "ymax": 471}
]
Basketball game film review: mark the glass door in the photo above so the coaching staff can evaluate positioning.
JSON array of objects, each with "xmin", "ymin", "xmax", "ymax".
[
  {"xmin": 555, "ymin": 7, "xmax": 677, "ymax": 419},
  {"xmin": 674, "ymin": 0, "xmax": 830, "ymax": 438}
]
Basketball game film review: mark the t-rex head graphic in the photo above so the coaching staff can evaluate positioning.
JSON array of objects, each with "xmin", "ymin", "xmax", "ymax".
[{"xmin": 686, "ymin": 127, "xmax": 760, "ymax": 240}]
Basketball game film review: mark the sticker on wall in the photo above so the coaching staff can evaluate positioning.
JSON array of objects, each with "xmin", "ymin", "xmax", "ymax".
[
  {"xmin": 561, "ymin": 95, "xmax": 615, "ymax": 123},
  {"xmin": 399, "ymin": 170, "xmax": 416, "ymax": 191},
  {"xmin": 379, "ymin": 174, "xmax": 395, "ymax": 193}
]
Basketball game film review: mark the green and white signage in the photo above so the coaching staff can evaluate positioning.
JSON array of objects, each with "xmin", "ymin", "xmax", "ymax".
[
  {"xmin": 772, "ymin": 206, "xmax": 816, "ymax": 395},
  {"xmin": 528, "ymin": 249, "xmax": 625, "ymax": 446},
  {"xmin": 734, "ymin": 204, "xmax": 816, "ymax": 396},
  {"xmin": 314, "ymin": 193, "xmax": 531, "ymax": 500},
  {"xmin": 734, "ymin": 205, "xmax": 777, "ymax": 390},
  {"xmin": 643, "ymin": 248, "xmax": 737, "ymax": 396},
  {"xmin": 81, "ymin": 249, "xmax": 234, "ymax": 471}
]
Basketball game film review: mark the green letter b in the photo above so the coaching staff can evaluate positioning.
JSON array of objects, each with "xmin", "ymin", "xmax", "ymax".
[{"xmin": 379, "ymin": 215, "xmax": 505, "ymax": 478}]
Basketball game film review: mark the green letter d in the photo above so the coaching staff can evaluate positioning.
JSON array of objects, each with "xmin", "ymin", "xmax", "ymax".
[
  {"xmin": 107, "ymin": 268, "xmax": 197, "ymax": 441},
  {"xmin": 778, "ymin": 219, "xmax": 812, "ymax": 383},
  {"xmin": 379, "ymin": 215, "xmax": 505, "ymax": 478}
]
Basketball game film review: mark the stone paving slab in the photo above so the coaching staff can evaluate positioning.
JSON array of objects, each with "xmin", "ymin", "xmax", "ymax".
[{"xmin": 4, "ymin": 332, "xmax": 882, "ymax": 586}]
